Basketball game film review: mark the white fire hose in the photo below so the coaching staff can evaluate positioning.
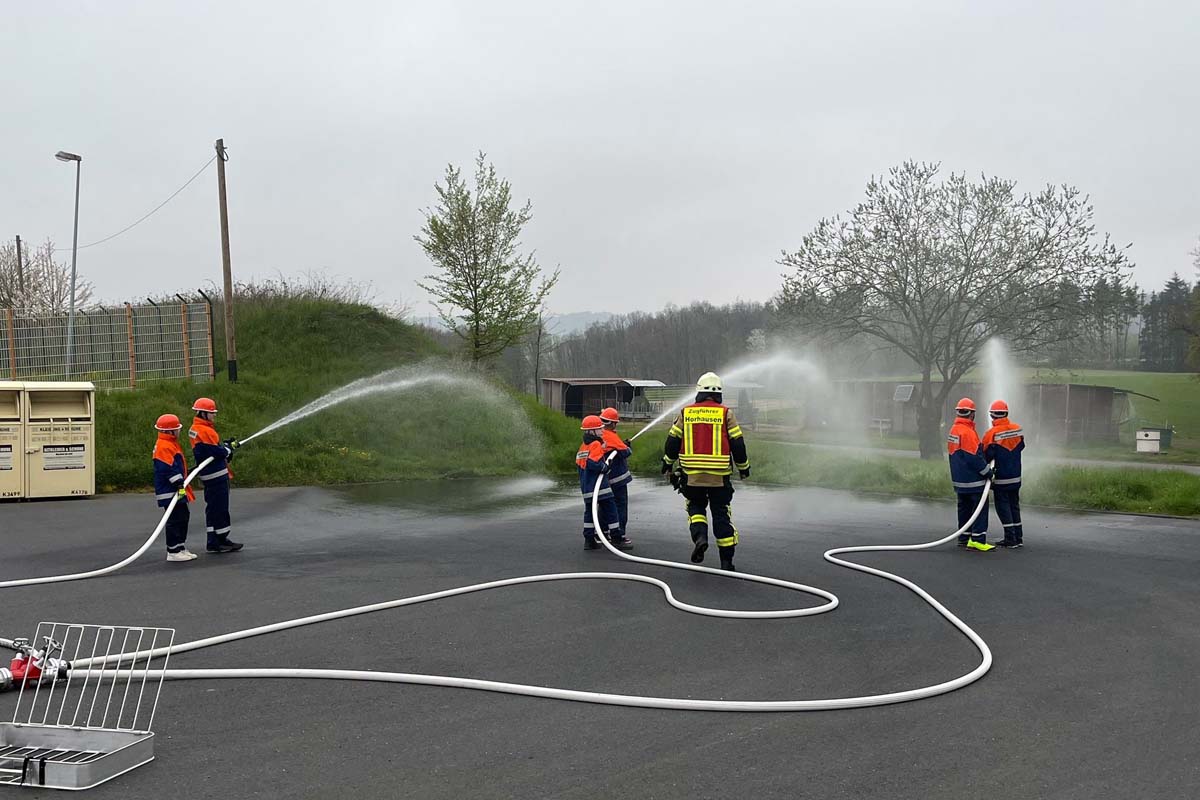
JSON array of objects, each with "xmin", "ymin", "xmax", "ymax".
[{"xmin": 4, "ymin": 448, "xmax": 995, "ymax": 712}]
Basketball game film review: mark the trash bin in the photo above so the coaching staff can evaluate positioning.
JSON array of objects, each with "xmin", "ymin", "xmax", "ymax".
[
  {"xmin": 23, "ymin": 381, "xmax": 96, "ymax": 499},
  {"xmin": 1135, "ymin": 427, "xmax": 1172, "ymax": 454},
  {"xmin": 0, "ymin": 381, "xmax": 23, "ymax": 500}
]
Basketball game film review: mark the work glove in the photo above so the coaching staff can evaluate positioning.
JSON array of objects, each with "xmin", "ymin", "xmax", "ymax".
[
  {"xmin": 223, "ymin": 438, "xmax": 241, "ymax": 451},
  {"xmin": 980, "ymin": 466, "xmax": 994, "ymax": 481},
  {"xmin": 660, "ymin": 459, "xmax": 673, "ymax": 475},
  {"xmin": 176, "ymin": 487, "xmax": 188, "ymax": 498},
  {"xmin": 739, "ymin": 467, "xmax": 751, "ymax": 479},
  {"xmin": 669, "ymin": 470, "xmax": 681, "ymax": 493}
]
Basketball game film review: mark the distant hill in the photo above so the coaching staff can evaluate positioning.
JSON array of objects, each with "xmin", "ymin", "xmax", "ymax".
[
  {"xmin": 545, "ymin": 311, "xmax": 614, "ymax": 334},
  {"xmin": 414, "ymin": 311, "xmax": 615, "ymax": 336}
]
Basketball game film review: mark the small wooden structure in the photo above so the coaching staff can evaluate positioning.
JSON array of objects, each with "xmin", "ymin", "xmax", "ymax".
[
  {"xmin": 540, "ymin": 378, "xmax": 665, "ymax": 419},
  {"xmin": 816, "ymin": 380, "xmax": 1153, "ymax": 444}
]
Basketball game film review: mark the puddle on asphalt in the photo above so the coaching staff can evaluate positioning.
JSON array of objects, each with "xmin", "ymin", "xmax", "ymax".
[{"xmin": 332, "ymin": 475, "xmax": 575, "ymax": 516}]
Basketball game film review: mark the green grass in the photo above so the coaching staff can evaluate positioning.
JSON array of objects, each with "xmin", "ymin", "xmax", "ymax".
[
  {"xmin": 866, "ymin": 367, "xmax": 1200, "ymax": 463},
  {"xmin": 96, "ymin": 296, "xmax": 580, "ymax": 491},
  {"xmin": 627, "ymin": 431, "xmax": 1200, "ymax": 517}
]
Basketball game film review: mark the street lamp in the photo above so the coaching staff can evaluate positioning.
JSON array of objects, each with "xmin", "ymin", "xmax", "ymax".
[{"xmin": 55, "ymin": 150, "xmax": 82, "ymax": 379}]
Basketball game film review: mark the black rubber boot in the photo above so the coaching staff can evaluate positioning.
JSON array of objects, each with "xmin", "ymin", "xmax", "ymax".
[
  {"xmin": 690, "ymin": 538, "xmax": 708, "ymax": 563},
  {"xmin": 608, "ymin": 535, "xmax": 634, "ymax": 551},
  {"xmin": 207, "ymin": 535, "xmax": 243, "ymax": 553},
  {"xmin": 718, "ymin": 545, "xmax": 735, "ymax": 571},
  {"xmin": 583, "ymin": 537, "xmax": 602, "ymax": 550}
]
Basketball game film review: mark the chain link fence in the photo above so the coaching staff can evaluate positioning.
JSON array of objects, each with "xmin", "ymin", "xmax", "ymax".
[{"xmin": 0, "ymin": 302, "xmax": 213, "ymax": 388}]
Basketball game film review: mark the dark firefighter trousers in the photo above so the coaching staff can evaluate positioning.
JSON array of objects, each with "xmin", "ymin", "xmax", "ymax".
[
  {"xmin": 681, "ymin": 481, "xmax": 739, "ymax": 553},
  {"xmin": 165, "ymin": 502, "xmax": 190, "ymax": 553},
  {"xmin": 993, "ymin": 487, "xmax": 1023, "ymax": 544},
  {"xmin": 611, "ymin": 482, "xmax": 629, "ymax": 537},
  {"xmin": 582, "ymin": 492, "xmax": 621, "ymax": 542},
  {"xmin": 956, "ymin": 491, "xmax": 989, "ymax": 542},
  {"xmin": 201, "ymin": 477, "xmax": 233, "ymax": 547}
]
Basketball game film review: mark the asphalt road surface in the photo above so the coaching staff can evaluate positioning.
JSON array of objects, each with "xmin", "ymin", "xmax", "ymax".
[{"xmin": 1, "ymin": 479, "xmax": 1197, "ymax": 799}]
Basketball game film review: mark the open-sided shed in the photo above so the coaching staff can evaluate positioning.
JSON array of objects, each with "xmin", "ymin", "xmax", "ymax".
[{"xmin": 540, "ymin": 378, "xmax": 666, "ymax": 419}]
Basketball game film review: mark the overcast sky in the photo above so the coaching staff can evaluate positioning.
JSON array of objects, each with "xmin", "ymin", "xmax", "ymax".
[{"xmin": 3, "ymin": 1, "xmax": 1198, "ymax": 318}]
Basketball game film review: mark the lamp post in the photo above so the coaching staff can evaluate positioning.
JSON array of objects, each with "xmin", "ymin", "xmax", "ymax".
[{"xmin": 54, "ymin": 151, "xmax": 82, "ymax": 379}]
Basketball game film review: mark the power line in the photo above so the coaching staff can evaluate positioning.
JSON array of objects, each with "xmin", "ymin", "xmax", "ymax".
[{"xmin": 56, "ymin": 155, "xmax": 217, "ymax": 252}]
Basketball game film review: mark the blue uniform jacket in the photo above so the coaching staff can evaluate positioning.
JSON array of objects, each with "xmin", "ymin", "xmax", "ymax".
[
  {"xmin": 601, "ymin": 430, "xmax": 632, "ymax": 487},
  {"xmin": 947, "ymin": 418, "xmax": 990, "ymax": 495},
  {"xmin": 153, "ymin": 435, "xmax": 191, "ymax": 508},
  {"xmin": 576, "ymin": 439, "xmax": 614, "ymax": 498},
  {"xmin": 189, "ymin": 417, "xmax": 231, "ymax": 484},
  {"xmin": 982, "ymin": 419, "xmax": 1025, "ymax": 489}
]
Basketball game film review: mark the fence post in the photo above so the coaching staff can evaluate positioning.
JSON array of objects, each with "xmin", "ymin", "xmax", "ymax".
[
  {"xmin": 125, "ymin": 303, "xmax": 137, "ymax": 389},
  {"xmin": 5, "ymin": 308, "xmax": 15, "ymax": 379},
  {"xmin": 197, "ymin": 289, "xmax": 216, "ymax": 379},
  {"xmin": 180, "ymin": 303, "xmax": 191, "ymax": 379}
]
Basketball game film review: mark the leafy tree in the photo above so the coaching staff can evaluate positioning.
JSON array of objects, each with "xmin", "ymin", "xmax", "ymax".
[
  {"xmin": 777, "ymin": 161, "xmax": 1130, "ymax": 458},
  {"xmin": 416, "ymin": 153, "xmax": 559, "ymax": 364}
]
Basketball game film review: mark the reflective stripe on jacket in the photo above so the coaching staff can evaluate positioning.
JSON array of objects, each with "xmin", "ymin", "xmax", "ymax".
[
  {"xmin": 189, "ymin": 417, "xmax": 232, "ymax": 482},
  {"xmin": 576, "ymin": 439, "xmax": 613, "ymax": 498},
  {"xmin": 153, "ymin": 434, "xmax": 194, "ymax": 507},
  {"xmin": 601, "ymin": 429, "xmax": 632, "ymax": 486},
  {"xmin": 947, "ymin": 417, "xmax": 989, "ymax": 494},
  {"xmin": 982, "ymin": 418, "xmax": 1025, "ymax": 488}
]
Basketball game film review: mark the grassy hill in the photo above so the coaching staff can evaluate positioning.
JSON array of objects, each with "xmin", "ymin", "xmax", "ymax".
[{"xmin": 96, "ymin": 295, "xmax": 580, "ymax": 491}]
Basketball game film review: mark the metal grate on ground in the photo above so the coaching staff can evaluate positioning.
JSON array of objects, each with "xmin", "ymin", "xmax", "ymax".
[
  {"xmin": 0, "ymin": 622, "xmax": 174, "ymax": 790},
  {"xmin": 0, "ymin": 303, "xmax": 213, "ymax": 389}
]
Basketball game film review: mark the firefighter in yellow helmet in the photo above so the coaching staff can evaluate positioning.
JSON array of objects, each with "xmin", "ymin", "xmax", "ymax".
[{"xmin": 662, "ymin": 372, "xmax": 750, "ymax": 570}]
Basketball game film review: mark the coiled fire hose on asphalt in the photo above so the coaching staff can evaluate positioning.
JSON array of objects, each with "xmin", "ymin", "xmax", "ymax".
[{"xmin": 4, "ymin": 449, "xmax": 994, "ymax": 711}]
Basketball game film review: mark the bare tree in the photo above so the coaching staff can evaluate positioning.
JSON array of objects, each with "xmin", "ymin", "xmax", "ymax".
[
  {"xmin": 416, "ymin": 153, "xmax": 559, "ymax": 365},
  {"xmin": 777, "ymin": 162, "xmax": 1130, "ymax": 458},
  {"xmin": 0, "ymin": 238, "xmax": 94, "ymax": 311}
]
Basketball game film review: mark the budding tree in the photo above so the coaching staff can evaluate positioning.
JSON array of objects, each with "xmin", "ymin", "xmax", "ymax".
[
  {"xmin": 416, "ymin": 153, "xmax": 559, "ymax": 365},
  {"xmin": 777, "ymin": 161, "xmax": 1130, "ymax": 458},
  {"xmin": 0, "ymin": 239, "xmax": 94, "ymax": 311}
]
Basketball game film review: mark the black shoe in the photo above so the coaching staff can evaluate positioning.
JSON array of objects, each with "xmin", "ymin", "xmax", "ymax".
[
  {"xmin": 690, "ymin": 540, "xmax": 708, "ymax": 563},
  {"xmin": 994, "ymin": 539, "xmax": 1018, "ymax": 548},
  {"xmin": 1012, "ymin": 541, "xmax": 1024, "ymax": 549},
  {"xmin": 608, "ymin": 536, "xmax": 634, "ymax": 551},
  {"xmin": 583, "ymin": 538, "xmax": 602, "ymax": 550},
  {"xmin": 957, "ymin": 538, "xmax": 970, "ymax": 548},
  {"xmin": 719, "ymin": 559, "xmax": 736, "ymax": 572},
  {"xmin": 207, "ymin": 539, "xmax": 243, "ymax": 553}
]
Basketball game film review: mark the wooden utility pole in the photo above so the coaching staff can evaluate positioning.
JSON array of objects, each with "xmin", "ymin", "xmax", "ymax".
[
  {"xmin": 14, "ymin": 235, "xmax": 24, "ymax": 301},
  {"xmin": 215, "ymin": 138, "xmax": 238, "ymax": 382}
]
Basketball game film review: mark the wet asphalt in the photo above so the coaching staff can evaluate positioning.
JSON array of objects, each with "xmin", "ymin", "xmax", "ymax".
[{"xmin": 1, "ymin": 478, "xmax": 1197, "ymax": 799}]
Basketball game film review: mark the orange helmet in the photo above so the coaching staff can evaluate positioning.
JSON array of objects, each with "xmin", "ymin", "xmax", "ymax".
[
  {"xmin": 155, "ymin": 413, "xmax": 183, "ymax": 431},
  {"xmin": 989, "ymin": 399, "xmax": 1009, "ymax": 416},
  {"xmin": 580, "ymin": 415, "xmax": 604, "ymax": 431},
  {"xmin": 954, "ymin": 397, "xmax": 976, "ymax": 415},
  {"xmin": 193, "ymin": 397, "xmax": 218, "ymax": 413},
  {"xmin": 600, "ymin": 407, "xmax": 620, "ymax": 424}
]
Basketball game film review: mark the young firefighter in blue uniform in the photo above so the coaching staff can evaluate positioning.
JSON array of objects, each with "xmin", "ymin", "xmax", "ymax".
[
  {"xmin": 982, "ymin": 399, "xmax": 1025, "ymax": 548},
  {"xmin": 947, "ymin": 397, "xmax": 995, "ymax": 552},
  {"xmin": 576, "ymin": 415, "xmax": 632, "ymax": 551},
  {"xmin": 153, "ymin": 414, "xmax": 196, "ymax": 563},
  {"xmin": 189, "ymin": 397, "xmax": 243, "ymax": 553},
  {"xmin": 599, "ymin": 407, "xmax": 635, "ymax": 548}
]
